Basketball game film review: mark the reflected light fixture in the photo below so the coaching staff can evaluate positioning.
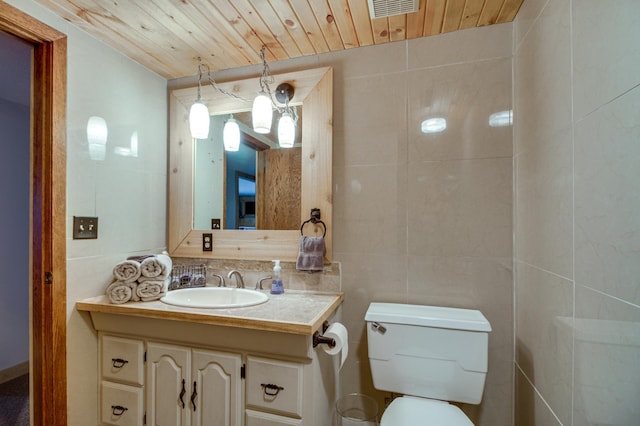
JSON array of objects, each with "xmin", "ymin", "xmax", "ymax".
[
  {"xmin": 87, "ymin": 116, "xmax": 108, "ymax": 161},
  {"xmin": 489, "ymin": 110, "xmax": 513, "ymax": 127},
  {"xmin": 421, "ymin": 117, "xmax": 447, "ymax": 134},
  {"xmin": 278, "ymin": 112, "xmax": 295, "ymax": 148},
  {"xmin": 223, "ymin": 116, "xmax": 240, "ymax": 151},
  {"xmin": 189, "ymin": 59, "xmax": 210, "ymax": 139},
  {"xmin": 252, "ymin": 47, "xmax": 275, "ymax": 134},
  {"xmin": 275, "ymin": 82, "xmax": 296, "ymax": 148}
]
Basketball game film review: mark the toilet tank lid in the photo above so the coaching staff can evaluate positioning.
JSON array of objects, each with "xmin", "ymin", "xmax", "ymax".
[{"xmin": 365, "ymin": 303, "xmax": 491, "ymax": 332}]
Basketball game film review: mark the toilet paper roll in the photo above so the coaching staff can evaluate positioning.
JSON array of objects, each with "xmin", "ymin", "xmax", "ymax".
[{"xmin": 322, "ymin": 322, "xmax": 349, "ymax": 370}]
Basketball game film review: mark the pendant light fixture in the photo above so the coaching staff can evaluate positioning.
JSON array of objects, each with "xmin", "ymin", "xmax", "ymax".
[
  {"xmin": 189, "ymin": 59, "xmax": 210, "ymax": 139},
  {"xmin": 223, "ymin": 116, "xmax": 240, "ymax": 151},
  {"xmin": 278, "ymin": 112, "xmax": 295, "ymax": 148},
  {"xmin": 252, "ymin": 47, "xmax": 275, "ymax": 134},
  {"xmin": 275, "ymin": 82, "xmax": 296, "ymax": 148}
]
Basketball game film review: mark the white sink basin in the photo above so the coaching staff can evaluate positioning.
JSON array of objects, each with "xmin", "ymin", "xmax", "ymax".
[{"xmin": 160, "ymin": 287, "xmax": 268, "ymax": 309}]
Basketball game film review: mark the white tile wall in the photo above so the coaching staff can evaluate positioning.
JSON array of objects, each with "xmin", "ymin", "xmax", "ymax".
[
  {"xmin": 6, "ymin": 1, "xmax": 168, "ymax": 424},
  {"xmin": 514, "ymin": 0, "xmax": 640, "ymax": 425}
]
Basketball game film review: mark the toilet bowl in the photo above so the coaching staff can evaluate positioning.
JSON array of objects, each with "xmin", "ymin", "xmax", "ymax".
[
  {"xmin": 365, "ymin": 303, "xmax": 492, "ymax": 426},
  {"xmin": 381, "ymin": 397, "xmax": 473, "ymax": 426}
]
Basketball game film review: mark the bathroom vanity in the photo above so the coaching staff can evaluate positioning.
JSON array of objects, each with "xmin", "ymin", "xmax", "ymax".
[{"xmin": 77, "ymin": 291, "xmax": 343, "ymax": 426}]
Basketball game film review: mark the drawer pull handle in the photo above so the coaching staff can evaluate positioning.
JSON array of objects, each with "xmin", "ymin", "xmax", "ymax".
[
  {"xmin": 179, "ymin": 379, "xmax": 186, "ymax": 408},
  {"xmin": 111, "ymin": 405, "xmax": 128, "ymax": 416},
  {"xmin": 261, "ymin": 383, "xmax": 284, "ymax": 397},
  {"xmin": 111, "ymin": 358, "xmax": 129, "ymax": 368},
  {"xmin": 191, "ymin": 381, "xmax": 198, "ymax": 411}
]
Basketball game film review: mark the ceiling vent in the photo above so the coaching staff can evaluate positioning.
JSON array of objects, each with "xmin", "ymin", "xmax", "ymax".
[{"xmin": 367, "ymin": 0, "xmax": 420, "ymax": 19}]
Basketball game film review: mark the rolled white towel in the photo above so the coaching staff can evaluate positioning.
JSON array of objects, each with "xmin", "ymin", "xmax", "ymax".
[
  {"xmin": 113, "ymin": 260, "xmax": 142, "ymax": 283},
  {"xmin": 136, "ymin": 277, "xmax": 169, "ymax": 302},
  {"xmin": 140, "ymin": 254, "xmax": 172, "ymax": 278},
  {"xmin": 106, "ymin": 281, "xmax": 133, "ymax": 304}
]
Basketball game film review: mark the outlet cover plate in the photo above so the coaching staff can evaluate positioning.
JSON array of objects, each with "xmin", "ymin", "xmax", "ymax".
[{"xmin": 202, "ymin": 233, "xmax": 213, "ymax": 251}]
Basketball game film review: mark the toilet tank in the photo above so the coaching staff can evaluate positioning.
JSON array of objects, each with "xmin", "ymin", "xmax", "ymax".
[{"xmin": 365, "ymin": 303, "xmax": 491, "ymax": 405}]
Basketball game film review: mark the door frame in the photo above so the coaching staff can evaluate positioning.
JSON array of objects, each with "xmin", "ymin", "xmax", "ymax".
[{"xmin": 0, "ymin": 2, "xmax": 67, "ymax": 425}]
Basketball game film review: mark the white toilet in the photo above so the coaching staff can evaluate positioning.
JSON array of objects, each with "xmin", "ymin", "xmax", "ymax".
[{"xmin": 365, "ymin": 302, "xmax": 492, "ymax": 425}]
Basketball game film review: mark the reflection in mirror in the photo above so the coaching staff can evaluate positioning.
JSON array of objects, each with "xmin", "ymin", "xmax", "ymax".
[
  {"xmin": 169, "ymin": 67, "xmax": 333, "ymax": 261},
  {"xmin": 193, "ymin": 111, "xmax": 302, "ymax": 231}
]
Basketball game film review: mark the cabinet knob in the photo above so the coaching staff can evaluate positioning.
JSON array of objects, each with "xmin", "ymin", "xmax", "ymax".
[
  {"xmin": 261, "ymin": 383, "xmax": 284, "ymax": 397},
  {"xmin": 111, "ymin": 405, "xmax": 128, "ymax": 416},
  {"xmin": 111, "ymin": 358, "xmax": 129, "ymax": 369}
]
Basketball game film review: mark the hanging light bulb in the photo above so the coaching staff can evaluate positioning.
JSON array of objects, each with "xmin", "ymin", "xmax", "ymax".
[
  {"xmin": 189, "ymin": 58, "xmax": 210, "ymax": 139},
  {"xmin": 189, "ymin": 101, "xmax": 209, "ymax": 139},
  {"xmin": 252, "ymin": 47, "xmax": 275, "ymax": 134},
  {"xmin": 252, "ymin": 91, "xmax": 272, "ymax": 134},
  {"xmin": 223, "ymin": 117, "xmax": 240, "ymax": 151},
  {"xmin": 278, "ymin": 112, "xmax": 295, "ymax": 148}
]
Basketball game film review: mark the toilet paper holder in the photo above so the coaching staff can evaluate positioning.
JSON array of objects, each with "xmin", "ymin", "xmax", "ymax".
[{"xmin": 313, "ymin": 321, "xmax": 336, "ymax": 348}]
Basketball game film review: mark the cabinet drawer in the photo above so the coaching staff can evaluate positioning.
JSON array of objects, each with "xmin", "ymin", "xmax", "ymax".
[
  {"xmin": 246, "ymin": 356, "xmax": 304, "ymax": 417},
  {"xmin": 101, "ymin": 381, "xmax": 143, "ymax": 426},
  {"xmin": 101, "ymin": 335, "xmax": 144, "ymax": 386},
  {"xmin": 246, "ymin": 409, "xmax": 303, "ymax": 425}
]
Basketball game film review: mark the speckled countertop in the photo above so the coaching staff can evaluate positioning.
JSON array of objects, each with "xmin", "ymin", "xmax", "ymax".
[{"xmin": 76, "ymin": 290, "xmax": 344, "ymax": 336}]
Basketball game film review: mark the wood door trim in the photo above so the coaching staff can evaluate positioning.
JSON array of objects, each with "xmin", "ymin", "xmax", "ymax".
[{"xmin": 0, "ymin": 2, "xmax": 67, "ymax": 425}]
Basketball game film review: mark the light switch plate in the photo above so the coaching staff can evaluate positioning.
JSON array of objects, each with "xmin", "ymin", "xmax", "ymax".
[{"xmin": 73, "ymin": 216, "xmax": 98, "ymax": 239}]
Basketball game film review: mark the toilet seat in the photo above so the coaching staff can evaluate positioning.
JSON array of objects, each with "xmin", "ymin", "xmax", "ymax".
[{"xmin": 381, "ymin": 396, "xmax": 474, "ymax": 426}]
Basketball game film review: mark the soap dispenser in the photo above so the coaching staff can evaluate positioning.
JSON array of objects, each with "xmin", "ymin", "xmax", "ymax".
[{"xmin": 270, "ymin": 260, "xmax": 284, "ymax": 294}]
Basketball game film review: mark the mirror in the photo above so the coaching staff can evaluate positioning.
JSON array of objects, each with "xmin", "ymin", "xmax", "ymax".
[
  {"xmin": 169, "ymin": 67, "xmax": 333, "ymax": 262},
  {"xmin": 193, "ymin": 111, "xmax": 302, "ymax": 231}
]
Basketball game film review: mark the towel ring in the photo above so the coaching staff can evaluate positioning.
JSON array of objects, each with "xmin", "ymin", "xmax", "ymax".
[{"xmin": 300, "ymin": 208, "xmax": 327, "ymax": 238}]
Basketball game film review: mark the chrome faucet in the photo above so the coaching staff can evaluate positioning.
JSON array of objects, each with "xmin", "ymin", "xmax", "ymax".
[
  {"xmin": 210, "ymin": 274, "xmax": 225, "ymax": 287},
  {"xmin": 227, "ymin": 270, "xmax": 245, "ymax": 288},
  {"xmin": 256, "ymin": 276, "xmax": 272, "ymax": 290}
]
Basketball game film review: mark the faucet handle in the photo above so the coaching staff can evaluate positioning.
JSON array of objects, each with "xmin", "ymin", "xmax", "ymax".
[
  {"xmin": 256, "ymin": 276, "xmax": 272, "ymax": 290},
  {"xmin": 210, "ymin": 274, "xmax": 224, "ymax": 287}
]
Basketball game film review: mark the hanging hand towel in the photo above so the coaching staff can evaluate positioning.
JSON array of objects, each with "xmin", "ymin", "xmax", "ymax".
[
  {"xmin": 113, "ymin": 260, "xmax": 142, "ymax": 283},
  {"xmin": 296, "ymin": 236, "xmax": 326, "ymax": 272}
]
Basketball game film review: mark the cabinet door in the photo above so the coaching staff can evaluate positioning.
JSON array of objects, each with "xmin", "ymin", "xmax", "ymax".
[
  {"xmin": 190, "ymin": 349, "xmax": 243, "ymax": 426},
  {"xmin": 146, "ymin": 342, "xmax": 190, "ymax": 426}
]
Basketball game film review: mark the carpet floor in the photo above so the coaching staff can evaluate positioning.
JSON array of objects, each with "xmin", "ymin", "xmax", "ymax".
[{"xmin": 0, "ymin": 374, "xmax": 29, "ymax": 426}]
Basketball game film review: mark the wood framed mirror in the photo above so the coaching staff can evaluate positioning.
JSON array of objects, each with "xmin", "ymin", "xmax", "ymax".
[{"xmin": 168, "ymin": 67, "xmax": 332, "ymax": 262}]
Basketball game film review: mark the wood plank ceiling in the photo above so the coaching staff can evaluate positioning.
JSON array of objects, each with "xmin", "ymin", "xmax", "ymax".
[{"xmin": 34, "ymin": 0, "xmax": 524, "ymax": 79}]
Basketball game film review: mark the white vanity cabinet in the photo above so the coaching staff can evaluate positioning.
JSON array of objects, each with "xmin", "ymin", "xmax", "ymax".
[
  {"xmin": 146, "ymin": 342, "xmax": 243, "ymax": 426},
  {"xmin": 80, "ymin": 292, "xmax": 343, "ymax": 426}
]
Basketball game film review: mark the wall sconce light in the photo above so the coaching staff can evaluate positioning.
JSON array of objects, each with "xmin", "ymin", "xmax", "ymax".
[
  {"xmin": 189, "ymin": 59, "xmax": 210, "ymax": 139},
  {"xmin": 223, "ymin": 116, "xmax": 240, "ymax": 151},
  {"xmin": 87, "ymin": 116, "xmax": 108, "ymax": 161}
]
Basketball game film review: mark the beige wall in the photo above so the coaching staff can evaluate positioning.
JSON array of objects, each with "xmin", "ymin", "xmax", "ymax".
[
  {"xmin": 514, "ymin": 0, "xmax": 640, "ymax": 425},
  {"xmin": 170, "ymin": 22, "xmax": 516, "ymax": 425}
]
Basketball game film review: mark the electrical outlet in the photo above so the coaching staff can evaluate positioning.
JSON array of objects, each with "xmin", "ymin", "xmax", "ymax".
[
  {"xmin": 202, "ymin": 233, "xmax": 213, "ymax": 251},
  {"xmin": 73, "ymin": 216, "xmax": 98, "ymax": 239}
]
